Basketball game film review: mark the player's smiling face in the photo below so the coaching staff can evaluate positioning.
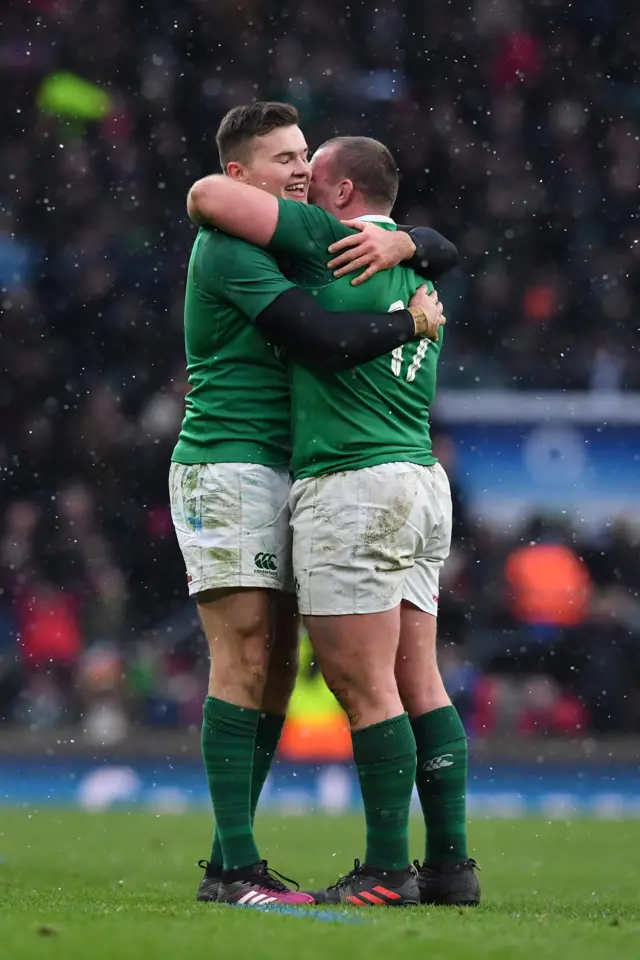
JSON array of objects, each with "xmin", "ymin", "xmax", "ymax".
[{"xmin": 244, "ymin": 125, "xmax": 310, "ymax": 202}]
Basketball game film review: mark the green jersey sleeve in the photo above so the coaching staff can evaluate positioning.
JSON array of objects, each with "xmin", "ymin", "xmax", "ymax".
[
  {"xmin": 194, "ymin": 229, "xmax": 296, "ymax": 321},
  {"xmin": 267, "ymin": 199, "xmax": 353, "ymax": 282}
]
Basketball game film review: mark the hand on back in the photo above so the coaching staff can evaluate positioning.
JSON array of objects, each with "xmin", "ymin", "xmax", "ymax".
[{"xmin": 408, "ymin": 286, "xmax": 445, "ymax": 342}]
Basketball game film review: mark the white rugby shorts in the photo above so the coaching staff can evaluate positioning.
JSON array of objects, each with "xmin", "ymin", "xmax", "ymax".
[
  {"xmin": 289, "ymin": 461, "xmax": 452, "ymax": 616},
  {"xmin": 169, "ymin": 462, "xmax": 292, "ymax": 596}
]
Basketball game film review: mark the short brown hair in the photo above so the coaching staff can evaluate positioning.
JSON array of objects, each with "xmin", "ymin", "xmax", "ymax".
[
  {"xmin": 317, "ymin": 136, "xmax": 399, "ymax": 211},
  {"xmin": 216, "ymin": 102, "xmax": 300, "ymax": 168}
]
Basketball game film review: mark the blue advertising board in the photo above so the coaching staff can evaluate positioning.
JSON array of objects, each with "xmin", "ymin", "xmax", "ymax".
[
  {"xmin": 436, "ymin": 392, "xmax": 640, "ymax": 530},
  {"xmin": 1, "ymin": 759, "xmax": 640, "ymax": 819}
]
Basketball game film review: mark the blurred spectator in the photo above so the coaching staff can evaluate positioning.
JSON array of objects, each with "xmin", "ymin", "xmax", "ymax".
[
  {"xmin": 76, "ymin": 643, "xmax": 128, "ymax": 745},
  {"xmin": 504, "ymin": 516, "xmax": 592, "ymax": 633}
]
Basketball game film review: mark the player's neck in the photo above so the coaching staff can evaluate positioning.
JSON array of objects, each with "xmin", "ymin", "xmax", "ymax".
[
  {"xmin": 340, "ymin": 203, "xmax": 394, "ymax": 223},
  {"xmin": 354, "ymin": 213, "xmax": 395, "ymax": 224}
]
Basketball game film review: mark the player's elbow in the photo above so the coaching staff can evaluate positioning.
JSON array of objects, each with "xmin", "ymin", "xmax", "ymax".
[
  {"xmin": 187, "ymin": 177, "xmax": 222, "ymax": 226},
  {"xmin": 186, "ymin": 182, "xmax": 207, "ymax": 225},
  {"xmin": 442, "ymin": 237, "xmax": 459, "ymax": 267},
  {"xmin": 428, "ymin": 236, "xmax": 459, "ymax": 276}
]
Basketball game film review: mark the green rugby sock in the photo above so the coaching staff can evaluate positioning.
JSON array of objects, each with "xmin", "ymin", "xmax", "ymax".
[
  {"xmin": 351, "ymin": 713, "xmax": 417, "ymax": 871},
  {"xmin": 209, "ymin": 712, "xmax": 285, "ymax": 871},
  {"xmin": 201, "ymin": 696, "xmax": 260, "ymax": 871},
  {"xmin": 412, "ymin": 706, "xmax": 469, "ymax": 863}
]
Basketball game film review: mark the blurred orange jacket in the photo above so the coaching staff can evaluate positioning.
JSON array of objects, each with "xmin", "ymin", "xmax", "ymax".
[{"xmin": 505, "ymin": 543, "xmax": 592, "ymax": 627}]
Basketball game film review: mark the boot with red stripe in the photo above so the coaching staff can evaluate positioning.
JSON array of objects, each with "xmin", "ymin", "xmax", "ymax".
[
  {"xmin": 217, "ymin": 860, "xmax": 314, "ymax": 907},
  {"xmin": 308, "ymin": 859, "xmax": 419, "ymax": 906}
]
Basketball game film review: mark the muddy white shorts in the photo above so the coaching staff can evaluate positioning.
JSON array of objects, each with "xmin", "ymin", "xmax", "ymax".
[
  {"xmin": 169, "ymin": 462, "xmax": 292, "ymax": 596},
  {"xmin": 289, "ymin": 461, "xmax": 452, "ymax": 616}
]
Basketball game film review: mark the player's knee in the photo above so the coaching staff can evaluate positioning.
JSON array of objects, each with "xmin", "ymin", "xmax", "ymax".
[
  {"xmin": 327, "ymin": 677, "xmax": 400, "ymax": 730},
  {"xmin": 396, "ymin": 654, "xmax": 440, "ymax": 690},
  {"xmin": 396, "ymin": 662, "xmax": 450, "ymax": 717},
  {"xmin": 235, "ymin": 630, "xmax": 271, "ymax": 682},
  {"xmin": 325, "ymin": 666, "xmax": 394, "ymax": 710},
  {"xmin": 206, "ymin": 610, "xmax": 272, "ymax": 695},
  {"xmin": 210, "ymin": 642, "xmax": 270, "ymax": 706},
  {"xmin": 325, "ymin": 679, "xmax": 358, "ymax": 725}
]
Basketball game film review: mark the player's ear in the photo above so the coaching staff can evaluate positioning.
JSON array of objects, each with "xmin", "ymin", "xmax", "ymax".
[
  {"xmin": 226, "ymin": 161, "xmax": 249, "ymax": 183},
  {"xmin": 335, "ymin": 179, "xmax": 354, "ymax": 209}
]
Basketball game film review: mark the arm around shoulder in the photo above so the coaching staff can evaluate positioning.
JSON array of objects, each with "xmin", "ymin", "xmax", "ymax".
[{"xmin": 187, "ymin": 175, "xmax": 280, "ymax": 246}]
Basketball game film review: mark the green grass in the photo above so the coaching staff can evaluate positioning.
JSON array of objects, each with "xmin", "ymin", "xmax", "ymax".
[{"xmin": 1, "ymin": 810, "xmax": 639, "ymax": 959}]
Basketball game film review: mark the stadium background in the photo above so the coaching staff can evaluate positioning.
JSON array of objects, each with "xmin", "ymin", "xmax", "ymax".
[{"xmin": 1, "ymin": 0, "xmax": 639, "ymax": 817}]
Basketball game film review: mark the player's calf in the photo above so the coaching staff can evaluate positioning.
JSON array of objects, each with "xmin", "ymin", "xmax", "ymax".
[
  {"xmin": 198, "ymin": 589, "xmax": 274, "ymax": 877},
  {"xmin": 396, "ymin": 602, "xmax": 474, "ymax": 889},
  {"xmin": 305, "ymin": 610, "xmax": 417, "ymax": 885}
]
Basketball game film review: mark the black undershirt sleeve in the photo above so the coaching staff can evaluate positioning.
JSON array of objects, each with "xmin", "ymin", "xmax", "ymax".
[
  {"xmin": 399, "ymin": 226, "xmax": 459, "ymax": 280},
  {"xmin": 254, "ymin": 287, "xmax": 416, "ymax": 372}
]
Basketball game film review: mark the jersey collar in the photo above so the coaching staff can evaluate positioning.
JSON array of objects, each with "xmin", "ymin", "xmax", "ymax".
[{"xmin": 355, "ymin": 214, "xmax": 396, "ymax": 224}]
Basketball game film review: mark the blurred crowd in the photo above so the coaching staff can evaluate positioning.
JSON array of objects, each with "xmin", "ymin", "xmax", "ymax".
[{"xmin": 1, "ymin": 0, "xmax": 639, "ymax": 738}]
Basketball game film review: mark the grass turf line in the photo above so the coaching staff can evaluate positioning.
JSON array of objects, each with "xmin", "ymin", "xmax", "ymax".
[{"xmin": 1, "ymin": 811, "xmax": 639, "ymax": 960}]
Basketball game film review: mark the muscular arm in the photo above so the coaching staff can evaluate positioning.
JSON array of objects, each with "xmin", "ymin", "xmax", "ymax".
[
  {"xmin": 188, "ymin": 176, "xmax": 279, "ymax": 245},
  {"xmin": 255, "ymin": 288, "xmax": 419, "ymax": 372}
]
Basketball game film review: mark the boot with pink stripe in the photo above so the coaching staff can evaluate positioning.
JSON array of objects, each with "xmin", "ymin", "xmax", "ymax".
[{"xmin": 217, "ymin": 860, "xmax": 314, "ymax": 907}]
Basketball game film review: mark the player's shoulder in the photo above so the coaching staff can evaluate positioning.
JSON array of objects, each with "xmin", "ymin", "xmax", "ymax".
[
  {"xmin": 277, "ymin": 199, "xmax": 351, "ymax": 239},
  {"xmin": 279, "ymin": 198, "xmax": 337, "ymax": 222},
  {"xmin": 196, "ymin": 227, "xmax": 278, "ymax": 270},
  {"xmin": 196, "ymin": 225, "xmax": 260, "ymax": 256}
]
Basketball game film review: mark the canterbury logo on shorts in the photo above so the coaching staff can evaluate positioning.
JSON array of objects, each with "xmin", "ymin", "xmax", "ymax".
[
  {"xmin": 254, "ymin": 552, "xmax": 278, "ymax": 574},
  {"xmin": 422, "ymin": 754, "xmax": 454, "ymax": 772}
]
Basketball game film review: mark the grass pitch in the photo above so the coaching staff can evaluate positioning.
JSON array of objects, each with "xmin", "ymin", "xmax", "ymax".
[{"xmin": 1, "ymin": 810, "xmax": 639, "ymax": 960}]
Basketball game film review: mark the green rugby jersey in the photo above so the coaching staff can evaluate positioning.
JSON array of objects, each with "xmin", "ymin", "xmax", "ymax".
[
  {"xmin": 268, "ymin": 200, "xmax": 442, "ymax": 480},
  {"xmin": 172, "ymin": 227, "xmax": 295, "ymax": 467}
]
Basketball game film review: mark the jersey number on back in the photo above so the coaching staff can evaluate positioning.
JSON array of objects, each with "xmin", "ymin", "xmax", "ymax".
[{"xmin": 388, "ymin": 300, "xmax": 429, "ymax": 382}]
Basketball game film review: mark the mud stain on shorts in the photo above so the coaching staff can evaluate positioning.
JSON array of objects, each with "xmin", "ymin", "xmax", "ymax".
[{"xmin": 363, "ymin": 494, "xmax": 413, "ymax": 572}]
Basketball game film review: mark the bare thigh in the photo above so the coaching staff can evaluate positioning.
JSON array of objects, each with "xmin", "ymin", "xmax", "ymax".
[
  {"xmin": 395, "ymin": 600, "xmax": 451, "ymax": 718},
  {"xmin": 197, "ymin": 587, "xmax": 273, "ymax": 709},
  {"xmin": 305, "ymin": 608, "xmax": 403, "ymax": 730}
]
